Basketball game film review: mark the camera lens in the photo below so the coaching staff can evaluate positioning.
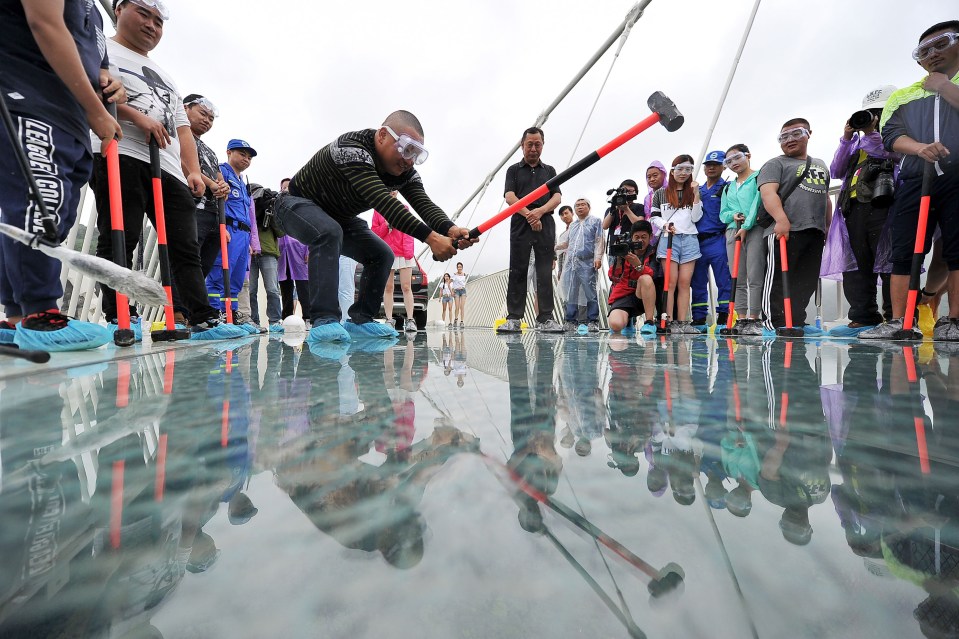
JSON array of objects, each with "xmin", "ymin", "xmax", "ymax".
[{"xmin": 849, "ymin": 110, "xmax": 873, "ymax": 130}]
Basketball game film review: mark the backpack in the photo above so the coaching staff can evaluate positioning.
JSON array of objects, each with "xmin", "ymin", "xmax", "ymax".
[{"xmin": 249, "ymin": 184, "xmax": 284, "ymax": 237}]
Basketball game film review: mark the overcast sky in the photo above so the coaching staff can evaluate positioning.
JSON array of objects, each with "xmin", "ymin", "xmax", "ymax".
[{"xmin": 102, "ymin": 0, "xmax": 955, "ymax": 279}]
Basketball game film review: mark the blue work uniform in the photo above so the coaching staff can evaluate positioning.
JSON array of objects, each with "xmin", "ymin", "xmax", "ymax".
[
  {"xmin": 691, "ymin": 179, "xmax": 732, "ymax": 322},
  {"xmin": 205, "ymin": 162, "xmax": 252, "ymax": 312}
]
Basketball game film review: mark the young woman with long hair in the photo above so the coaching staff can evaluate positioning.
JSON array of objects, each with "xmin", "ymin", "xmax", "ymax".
[
  {"xmin": 440, "ymin": 273, "xmax": 454, "ymax": 325},
  {"xmin": 450, "ymin": 262, "xmax": 468, "ymax": 329},
  {"xmin": 648, "ymin": 154, "xmax": 703, "ymax": 333}
]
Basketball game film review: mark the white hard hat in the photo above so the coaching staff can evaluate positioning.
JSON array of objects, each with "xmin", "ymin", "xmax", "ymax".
[{"xmin": 862, "ymin": 85, "xmax": 897, "ymax": 110}]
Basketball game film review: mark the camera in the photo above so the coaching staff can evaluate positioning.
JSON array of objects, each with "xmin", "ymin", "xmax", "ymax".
[
  {"xmin": 849, "ymin": 109, "xmax": 879, "ymax": 131},
  {"xmin": 856, "ymin": 158, "xmax": 896, "ymax": 208},
  {"xmin": 607, "ymin": 186, "xmax": 637, "ymax": 208},
  {"xmin": 609, "ymin": 234, "xmax": 644, "ymax": 258}
]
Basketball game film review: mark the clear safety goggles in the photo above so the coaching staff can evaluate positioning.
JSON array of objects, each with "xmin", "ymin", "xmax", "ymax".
[
  {"xmin": 384, "ymin": 125, "xmax": 429, "ymax": 165},
  {"xmin": 184, "ymin": 97, "xmax": 219, "ymax": 118},
  {"xmin": 912, "ymin": 32, "xmax": 959, "ymax": 62},
  {"xmin": 723, "ymin": 152, "xmax": 747, "ymax": 167},
  {"xmin": 118, "ymin": 0, "xmax": 170, "ymax": 20},
  {"xmin": 672, "ymin": 164, "xmax": 694, "ymax": 174},
  {"xmin": 777, "ymin": 127, "xmax": 809, "ymax": 144}
]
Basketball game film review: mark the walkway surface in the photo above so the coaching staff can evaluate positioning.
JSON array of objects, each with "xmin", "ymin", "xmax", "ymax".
[{"xmin": 0, "ymin": 329, "xmax": 955, "ymax": 638}]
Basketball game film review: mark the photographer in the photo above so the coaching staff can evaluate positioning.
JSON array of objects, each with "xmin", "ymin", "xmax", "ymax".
[
  {"xmin": 602, "ymin": 179, "xmax": 643, "ymax": 252},
  {"xmin": 827, "ymin": 86, "xmax": 902, "ymax": 338},
  {"xmin": 607, "ymin": 220, "xmax": 660, "ymax": 333}
]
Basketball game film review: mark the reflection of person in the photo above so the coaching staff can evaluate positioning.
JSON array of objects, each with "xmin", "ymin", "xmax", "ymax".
[
  {"xmin": 605, "ymin": 339, "xmax": 656, "ymax": 477},
  {"xmin": 273, "ymin": 110, "xmax": 472, "ymax": 343},
  {"xmin": 506, "ymin": 336, "xmax": 562, "ymax": 533},
  {"xmin": 560, "ymin": 339, "xmax": 606, "ymax": 457},
  {"xmin": 452, "ymin": 329, "xmax": 468, "ymax": 387}
]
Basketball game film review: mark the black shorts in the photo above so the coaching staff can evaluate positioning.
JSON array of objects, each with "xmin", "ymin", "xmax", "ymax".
[
  {"xmin": 890, "ymin": 166, "xmax": 959, "ymax": 274},
  {"xmin": 608, "ymin": 294, "xmax": 644, "ymax": 318}
]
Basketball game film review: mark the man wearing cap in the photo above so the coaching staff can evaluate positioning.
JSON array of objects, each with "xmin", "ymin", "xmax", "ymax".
[
  {"xmin": 273, "ymin": 110, "xmax": 473, "ymax": 343},
  {"xmin": 862, "ymin": 20, "xmax": 959, "ymax": 342},
  {"xmin": 691, "ymin": 151, "xmax": 732, "ymax": 329},
  {"xmin": 90, "ymin": 0, "xmax": 243, "ymax": 339},
  {"xmin": 206, "ymin": 140, "xmax": 257, "ymax": 323},
  {"xmin": 826, "ymin": 87, "xmax": 901, "ymax": 338}
]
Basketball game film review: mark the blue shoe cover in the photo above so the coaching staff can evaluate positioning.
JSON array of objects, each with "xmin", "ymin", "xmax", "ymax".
[
  {"xmin": 692, "ymin": 323, "xmax": 709, "ymax": 334},
  {"xmin": 15, "ymin": 319, "xmax": 111, "ymax": 352},
  {"xmin": 577, "ymin": 324, "xmax": 588, "ymax": 335},
  {"xmin": 640, "ymin": 322, "xmax": 657, "ymax": 335},
  {"xmin": 238, "ymin": 323, "xmax": 261, "ymax": 335},
  {"xmin": 308, "ymin": 340, "xmax": 351, "ymax": 360},
  {"xmin": 621, "ymin": 325, "xmax": 636, "ymax": 336},
  {"xmin": 344, "ymin": 320, "xmax": 398, "ymax": 339},
  {"xmin": 0, "ymin": 327, "xmax": 14, "ymax": 344},
  {"xmin": 827, "ymin": 324, "xmax": 873, "ymax": 338},
  {"xmin": 109, "ymin": 319, "xmax": 143, "ymax": 342},
  {"xmin": 190, "ymin": 323, "xmax": 248, "ymax": 341},
  {"xmin": 348, "ymin": 337, "xmax": 399, "ymax": 354},
  {"xmin": 269, "ymin": 323, "xmax": 285, "ymax": 333},
  {"xmin": 803, "ymin": 325, "xmax": 825, "ymax": 337},
  {"xmin": 761, "ymin": 327, "xmax": 778, "ymax": 340},
  {"xmin": 308, "ymin": 321, "xmax": 352, "ymax": 343}
]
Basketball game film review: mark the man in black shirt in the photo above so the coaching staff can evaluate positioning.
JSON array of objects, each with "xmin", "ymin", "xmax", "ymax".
[
  {"xmin": 274, "ymin": 110, "xmax": 472, "ymax": 343},
  {"xmin": 498, "ymin": 127, "xmax": 564, "ymax": 333}
]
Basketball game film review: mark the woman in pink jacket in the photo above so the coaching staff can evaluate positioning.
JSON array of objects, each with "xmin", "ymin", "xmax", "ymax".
[{"xmin": 372, "ymin": 192, "xmax": 418, "ymax": 332}]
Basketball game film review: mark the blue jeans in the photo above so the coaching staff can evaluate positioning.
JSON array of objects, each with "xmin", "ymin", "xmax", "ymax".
[
  {"xmin": 250, "ymin": 253, "xmax": 282, "ymax": 323},
  {"xmin": 273, "ymin": 193, "xmax": 393, "ymax": 326}
]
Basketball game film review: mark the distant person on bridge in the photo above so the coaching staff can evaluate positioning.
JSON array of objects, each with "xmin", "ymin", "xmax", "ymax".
[
  {"xmin": 273, "ymin": 110, "xmax": 474, "ymax": 343},
  {"xmin": 372, "ymin": 191, "xmax": 418, "ymax": 332},
  {"xmin": 497, "ymin": 127, "xmax": 564, "ymax": 333}
]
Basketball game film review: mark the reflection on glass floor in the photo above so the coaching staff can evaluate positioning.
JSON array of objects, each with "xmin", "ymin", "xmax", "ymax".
[{"xmin": 0, "ymin": 331, "xmax": 956, "ymax": 638}]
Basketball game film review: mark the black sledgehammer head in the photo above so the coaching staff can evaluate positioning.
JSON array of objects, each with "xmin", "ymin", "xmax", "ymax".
[
  {"xmin": 647, "ymin": 92, "xmax": 684, "ymax": 132},
  {"xmin": 647, "ymin": 562, "xmax": 685, "ymax": 598}
]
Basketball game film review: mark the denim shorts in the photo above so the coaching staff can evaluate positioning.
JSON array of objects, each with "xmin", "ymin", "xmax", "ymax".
[
  {"xmin": 442, "ymin": 296, "xmax": 453, "ymax": 303},
  {"xmin": 656, "ymin": 233, "xmax": 701, "ymax": 264},
  {"xmin": 454, "ymin": 289, "xmax": 467, "ymax": 297}
]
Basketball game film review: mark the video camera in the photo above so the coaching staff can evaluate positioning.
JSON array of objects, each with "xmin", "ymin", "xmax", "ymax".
[
  {"xmin": 607, "ymin": 186, "xmax": 638, "ymax": 209},
  {"xmin": 609, "ymin": 234, "xmax": 645, "ymax": 259}
]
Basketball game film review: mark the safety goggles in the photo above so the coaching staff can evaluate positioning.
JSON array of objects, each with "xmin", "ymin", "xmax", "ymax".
[
  {"xmin": 777, "ymin": 127, "xmax": 809, "ymax": 144},
  {"xmin": 118, "ymin": 0, "xmax": 170, "ymax": 20},
  {"xmin": 384, "ymin": 126, "xmax": 429, "ymax": 165},
  {"xmin": 672, "ymin": 164, "xmax": 694, "ymax": 174},
  {"xmin": 912, "ymin": 32, "xmax": 959, "ymax": 62},
  {"xmin": 723, "ymin": 152, "xmax": 747, "ymax": 167},
  {"xmin": 184, "ymin": 97, "xmax": 219, "ymax": 118}
]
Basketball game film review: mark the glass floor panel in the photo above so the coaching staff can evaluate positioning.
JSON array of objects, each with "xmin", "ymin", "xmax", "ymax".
[{"xmin": 0, "ymin": 330, "xmax": 956, "ymax": 638}]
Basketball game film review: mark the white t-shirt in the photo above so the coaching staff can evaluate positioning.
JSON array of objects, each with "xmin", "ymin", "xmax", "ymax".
[
  {"xmin": 92, "ymin": 40, "xmax": 189, "ymax": 184},
  {"xmin": 649, "ymin": 188, "xmax": 703, "ymax": 235},
  {"xmin": 451, "ymin": 273, "xmax": 467, "ymax": 290}
]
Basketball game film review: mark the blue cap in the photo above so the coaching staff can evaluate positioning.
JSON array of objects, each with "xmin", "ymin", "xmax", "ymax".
[
  {"xmin": 704, "ymin": 150, "xmax": 725, "ymax": 164},
  {"xmin": 227, "ymin": 139, "xmax": 257, "ymax": 157}
]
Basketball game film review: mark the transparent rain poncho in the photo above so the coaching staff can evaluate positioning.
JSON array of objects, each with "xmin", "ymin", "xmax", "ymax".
[{"xmin": 559, "ymin": 216, "xmax": 604, "ymax": 306}]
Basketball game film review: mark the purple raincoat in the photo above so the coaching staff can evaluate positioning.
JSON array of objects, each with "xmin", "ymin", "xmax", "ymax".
[{"xmin": 278, "ymin": 235, "xmax": 309, "ymax": 281}]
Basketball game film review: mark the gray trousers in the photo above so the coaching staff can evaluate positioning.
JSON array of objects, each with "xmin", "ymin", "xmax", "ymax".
[{"xmin": 725, "ymin": 226, "xmax": 767, "ymax": 317}]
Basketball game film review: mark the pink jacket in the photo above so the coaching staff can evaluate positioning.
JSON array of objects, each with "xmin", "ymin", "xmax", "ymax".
[{"xmin": 372, "ymin": 210, "xmax": 414, "ymax": 259}]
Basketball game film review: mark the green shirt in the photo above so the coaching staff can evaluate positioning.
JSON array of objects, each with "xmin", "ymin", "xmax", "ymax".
[{"xmin": 719, "ymin": 171, "xmax": 761, "ymax": 230}]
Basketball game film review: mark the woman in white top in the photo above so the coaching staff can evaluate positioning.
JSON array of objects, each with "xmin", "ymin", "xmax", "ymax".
[
  {"xmin": 439, "ymin": 273, "xmax": 455, "ymax": 325},
  {"xmin": 648, "ymin": 154, "xmax": 703, "ymax": 331},
  {"xmin": 450, "ymin": 262, "xmax": 468, "ymax": 328}
]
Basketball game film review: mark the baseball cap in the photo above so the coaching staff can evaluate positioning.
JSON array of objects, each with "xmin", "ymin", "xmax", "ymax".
[
  {"xmin": 704, "ymin": 150, "xmax": 726, "ymax": 164},
  {"xmin": 227, "ymin": 139, "xmax": 257, "ymax": 157},
  {"xmin": 861, "ymin": 85, "xmax": 897, "ymax": 110}
]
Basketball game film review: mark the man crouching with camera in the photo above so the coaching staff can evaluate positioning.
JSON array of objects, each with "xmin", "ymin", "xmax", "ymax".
[
  {"xmin": 608, "ymin": 220, "xmax": 661, "ymax": 333},
  {"xmin": 828, "ymin": 86, "xmax": 902, "ymax": 336}
]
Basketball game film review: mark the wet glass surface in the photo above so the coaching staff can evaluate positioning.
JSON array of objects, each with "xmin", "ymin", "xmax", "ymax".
[{"xmin": 0, "ymin": 331, "xmax": 956, "ymax": 638}]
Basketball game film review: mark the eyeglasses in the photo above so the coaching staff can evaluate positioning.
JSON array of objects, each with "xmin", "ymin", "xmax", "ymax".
[
  {"xmin": 912, "ymin": 32, "xmax": 959, "ymax": 62},
  {"xmin": 119, "ymin": 0, "xmax": 170, "ymax": 20},
  {"xmin": 384, "ymin": 126, "xmax": 429, "ymax": 165},
  {"xmin": 723, "ymin": 152, "xmax": 747, "ymax": 167},
  {"xmin": 672, "ymin": 164, "xmax": 694, "ymax": 174},
  {"xmin": 777, "ymin": 127, "xmax": 809, "ymax": 144},
  {"xmin": 184, "ymin": 97, "xmax": 219, "ymax": 118}
]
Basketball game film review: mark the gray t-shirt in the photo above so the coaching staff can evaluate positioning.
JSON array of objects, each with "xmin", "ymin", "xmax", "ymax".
[{"xmin": 757, "ymin": 155, "xmax": 830, "ymax": 235}]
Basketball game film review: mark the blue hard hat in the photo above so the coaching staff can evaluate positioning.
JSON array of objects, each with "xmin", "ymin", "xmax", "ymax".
[
  {"xmin": 704, "ymin": 150, "xmax": 726, "ymax": 164},
  {"xmin": 227, "ymin": 139, "xmax": 257, "ymax": 157}
]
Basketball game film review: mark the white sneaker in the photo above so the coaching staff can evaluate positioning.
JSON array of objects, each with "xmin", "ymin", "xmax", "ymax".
[{"xmin": 404, "ymin": 318, "xmax": 417, "ymax": 332}]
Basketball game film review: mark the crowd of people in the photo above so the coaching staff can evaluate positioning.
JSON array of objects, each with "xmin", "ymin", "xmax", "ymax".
[
  {"xmin": 0, "ymin": 2, "xmax": 956, "ymax": 353},
  {"xmin": 489, "ymin": 19, "xmax": 958, "ymax": 343}
]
